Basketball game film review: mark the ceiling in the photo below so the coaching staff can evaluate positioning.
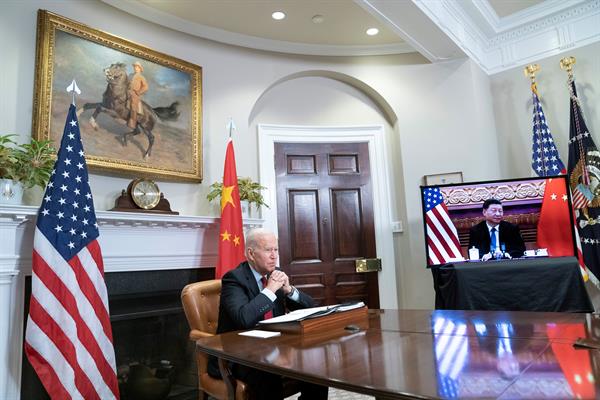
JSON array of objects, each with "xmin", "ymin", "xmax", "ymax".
[
  {"xmin": 488, "ymin": 0, "xmax": 545, "ymax": 17},
  {"xmin": 136, "ymin": 0, "xmax": 403, "ymax": 46},
  {"xmin": 102, "ymin": 0, "xmax": 599, "ymax": 73}
]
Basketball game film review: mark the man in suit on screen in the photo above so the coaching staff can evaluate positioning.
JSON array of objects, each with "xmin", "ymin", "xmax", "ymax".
[{"xmin": 468, "ymin": 199, "xmax": 526, "ymax": 261}]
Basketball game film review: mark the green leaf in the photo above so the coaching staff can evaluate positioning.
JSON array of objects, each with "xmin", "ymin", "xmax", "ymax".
[
  {"xmin": 0, "ymin": 134, "xmax": 56, "ymax": 189},
  {"xmin": 206, "ymin": 176, "xmax": 269, "ymax": 208}
]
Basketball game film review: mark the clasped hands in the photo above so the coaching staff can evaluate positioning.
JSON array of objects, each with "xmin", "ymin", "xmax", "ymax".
[
  {"xmin": 266, "ymin": 270, "xmax": 293, "ymax": 295},
  {"xmin": 481, "ymin": 249, "xmax": 512, "ymax": 261}
]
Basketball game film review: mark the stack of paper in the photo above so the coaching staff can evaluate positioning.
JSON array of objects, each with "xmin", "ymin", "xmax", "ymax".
[{"xmin": 258, "ymin": 302, "xmax": 365, "ymax": 325}]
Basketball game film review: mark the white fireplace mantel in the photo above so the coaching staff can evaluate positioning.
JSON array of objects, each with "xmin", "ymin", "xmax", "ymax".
[{"xmin": 0, "ymin": 204, "xmax": 262, "ymax": 400}]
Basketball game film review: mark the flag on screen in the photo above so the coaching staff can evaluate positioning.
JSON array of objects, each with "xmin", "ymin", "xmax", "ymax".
[
  {"xmin": 24, "ymin": 104, "xmax": 119, "ymax": 399},
  {"xmin": 537, "ymin": 178, "xmax": 574, "ymax": 256},
  {"xmin": 566, "ymin": 77, "xmax": 598, "ymax": 283},
  {"xmin": 423, "ymin": 187, "xmax": 462, "ymax": 264},
  {"xmin": 215, "ymin": 138, "xmax": 245, "ymax": 278},
  {"xmin": 530, "ymin": 83, "xmax": 565, "ymax": 176}
]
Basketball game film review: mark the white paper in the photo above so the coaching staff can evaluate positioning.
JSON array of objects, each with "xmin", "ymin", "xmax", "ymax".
[
  {"xmin": 258, "ymin": 302, "xmax": 365, "ymax": 325},
  {"xmin": 258, "ymin": 306, "xmax": 329, "ymax": 324},
  {"xmin": 238, "ymin": 330, "xmax": 281, "ymax": 338}
]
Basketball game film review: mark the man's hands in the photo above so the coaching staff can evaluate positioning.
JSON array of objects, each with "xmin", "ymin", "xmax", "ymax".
[
  {"xmin": 266, "ymin": 270, "xmax": 293, "ymax": 295},
  {"xmin": 481, "ymin": 249, "xmax": 511, "ymax": 261}
]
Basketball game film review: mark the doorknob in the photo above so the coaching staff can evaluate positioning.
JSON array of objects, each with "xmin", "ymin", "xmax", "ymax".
[
  {"xmin": 355, "ymin": 258, "xmax": 382, "ymax": 273},
  {"xmin": 322, "ymin": 217, "xmax": 328, "ymax": 225}
]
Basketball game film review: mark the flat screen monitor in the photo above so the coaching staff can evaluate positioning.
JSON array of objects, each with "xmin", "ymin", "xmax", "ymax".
[{"xmin": 420, "ymin": 175, "xmax": 576, "ymax": 267}]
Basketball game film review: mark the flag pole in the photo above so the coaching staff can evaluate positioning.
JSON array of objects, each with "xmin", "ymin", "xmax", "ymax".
[
  {"xmin": 524, "ymin": 64, "xmax": 547, "ymax": 176},
  {"xmin": 66, "ymin": 79, "xmax": 81, "ymax": 106},
  {"xmin": 561, "ymin": 56, "xmax": 590, "ymax": 186},
  {"xmin": 562, "ymin": 55, "xmax": 594, "ymax": 283},
  {"xmin": 226, "ymin": 117, "xmax": 236, "ymax": 139}
]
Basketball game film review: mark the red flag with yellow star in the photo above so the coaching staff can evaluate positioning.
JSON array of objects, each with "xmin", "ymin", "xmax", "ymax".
[
  {"xmin": 216, "ymin": 139, "xmax": 246, "ymax": 278},
  {"xmin": 537, "ymin": 177, "xmax": 575, "ymax": 256}
]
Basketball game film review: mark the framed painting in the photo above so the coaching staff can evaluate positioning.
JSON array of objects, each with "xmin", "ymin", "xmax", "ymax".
[
  {"xmin": 33, "ymin": 10, "xmax": 203, "ymax": 182},
  {"xmin": 423, "ymin": 171, "xmax": 463, "ymax": 186}
]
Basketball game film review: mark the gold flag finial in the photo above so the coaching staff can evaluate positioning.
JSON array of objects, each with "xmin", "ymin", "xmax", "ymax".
[
  {"xmin": 524, "ymin": 64, "xmax": 540, "ymax": 81},
  {"xmin": 560, "ymin": 56, "xmax": 576, "ymax": 77},
  {"xmin": 524, "ymin": 64, "xmax": 540, "ymax": 95}
]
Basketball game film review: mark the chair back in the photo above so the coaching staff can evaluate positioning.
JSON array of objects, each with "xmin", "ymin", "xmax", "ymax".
[
  {"xmin": 181, "ymin": 279, "xmax": 248, "ymax": 400},
  {"xmin": 181, "ymin": 279, "xmax": 221, "ymax": 335}
]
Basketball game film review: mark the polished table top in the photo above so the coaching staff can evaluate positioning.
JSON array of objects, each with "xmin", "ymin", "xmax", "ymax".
[{"xmin": 196, "ymin": 309, "xmax": 600, "ymax": 399}]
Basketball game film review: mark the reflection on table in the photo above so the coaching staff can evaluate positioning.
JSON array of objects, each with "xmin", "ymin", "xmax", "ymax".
[{"xmin": 196, "ymin": 309, "xmax": 600, "ymax": 399}]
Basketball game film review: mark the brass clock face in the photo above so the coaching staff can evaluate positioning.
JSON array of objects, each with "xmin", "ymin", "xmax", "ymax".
[{"xmin": 130, "ymin": 179, "xmax": 161, "ymax": 209}]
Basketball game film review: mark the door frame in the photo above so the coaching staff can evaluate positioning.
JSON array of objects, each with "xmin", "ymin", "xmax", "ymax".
[{"xmin": 258, "ymin": 124, "xmax": 398, "ymax": 308}]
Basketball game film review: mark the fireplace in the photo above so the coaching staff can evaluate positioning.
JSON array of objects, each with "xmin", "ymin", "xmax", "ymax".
[
  {"xmin": 0, "ymin": 205, "xmax": 259, "ymax": 399},
  {"xmin": 21, "ymin": 268, "xmax": 213, "ymax": 400}
]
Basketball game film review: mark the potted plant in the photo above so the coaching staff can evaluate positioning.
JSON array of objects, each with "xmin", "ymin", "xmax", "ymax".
[
  {"xmin": 0, "ymin": 134, "xmax": 55, "ymax": 204},
  {"xmin": 206, "ymin": 176, "xmax": 269, "ymax": 217}
]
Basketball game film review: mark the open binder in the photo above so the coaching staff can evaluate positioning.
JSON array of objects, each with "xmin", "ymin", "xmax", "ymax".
[{"xmin": 258, "ymin": 302, "xmax": 368, "ymax": 334}]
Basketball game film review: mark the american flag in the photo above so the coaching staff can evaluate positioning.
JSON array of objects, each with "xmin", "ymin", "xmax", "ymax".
[
  {"xmin": 531, "ymin": 85, "xmax": 565, "ymax": 176},
  {"xmin": 423, "ymin": 187, "xmax": 462, "ymax": 265},
  {"xmin": 24, "ymin": 104, "xmax": 119, "ymax": 399}
]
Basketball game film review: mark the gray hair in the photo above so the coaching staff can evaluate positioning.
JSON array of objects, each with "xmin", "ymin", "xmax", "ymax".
[{"xmin": 245, "ymin": 228, "xmax": 275, "ymax": 250}]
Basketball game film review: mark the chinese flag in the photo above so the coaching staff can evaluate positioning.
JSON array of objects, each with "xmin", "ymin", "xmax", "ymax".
[
  {"xmin": 537, "ymin": 178, "xmax": 574, "ymax": 256},
  {"xmin": 546, "ymin": 324, "xmax": 595, "ymax": 400},
  {"xmin": 215, "ymin": 139, "xmax": 245, "ymax": 278}
]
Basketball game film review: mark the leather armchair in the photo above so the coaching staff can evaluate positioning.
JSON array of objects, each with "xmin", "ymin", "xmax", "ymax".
[{"xmin": 181, "ymin": 280, "xmax": 248, "ymax": 400}]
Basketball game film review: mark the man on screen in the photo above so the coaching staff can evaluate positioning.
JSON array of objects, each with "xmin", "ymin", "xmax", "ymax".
[{"xmin": 468, "ymin": 199, "xmax": 526, "ymax": 261}]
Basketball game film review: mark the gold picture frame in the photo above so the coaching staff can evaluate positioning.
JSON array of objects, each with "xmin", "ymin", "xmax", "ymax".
[
  {"xmin": 423, "ymin": 171, "xmax": 463, "ymax": 186},
  {"xmin": 33, "ymin": 10, "xmax": 203, "ymax": 182}
]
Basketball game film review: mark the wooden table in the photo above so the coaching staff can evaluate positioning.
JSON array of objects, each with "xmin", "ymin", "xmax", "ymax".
[{"xmin": 196, "ymin": 309, "xmax": 600, "ymax": 399}]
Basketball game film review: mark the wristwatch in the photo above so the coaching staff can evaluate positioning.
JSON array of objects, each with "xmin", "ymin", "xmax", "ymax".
[{"xmin": 287, "ymin": 285, "xmax": 298, "ymax": 298}]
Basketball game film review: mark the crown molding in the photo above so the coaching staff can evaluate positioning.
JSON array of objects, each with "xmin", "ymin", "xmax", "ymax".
[
  {"xmin": 101, "ymin": 0, "xmax": 414, "ymax": 56},
  {"xmin": 100, "ymin": 0, "xmax": 599, "ymax": 72},
  {"xmin": 412, "ymin": 0, "xmax": 600, "ymax": 74},
  {"xmin": 473, "ymin": 0, "xmax": 586, "ymax": 32}
]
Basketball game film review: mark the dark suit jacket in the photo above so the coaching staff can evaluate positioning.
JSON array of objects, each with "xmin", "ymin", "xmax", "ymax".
[
  {"xmin": 208, "ymin": 261, "xmax": 316, "ymax": 377},
  {"xmin": 468, "ymin": 220, "xmax": 526, "ymax": 259}
]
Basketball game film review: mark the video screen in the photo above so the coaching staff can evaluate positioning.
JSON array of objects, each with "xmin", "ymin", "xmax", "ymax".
[{"xmin": 420, "ymin": 176, "xmax": 576, "ymax": 266}]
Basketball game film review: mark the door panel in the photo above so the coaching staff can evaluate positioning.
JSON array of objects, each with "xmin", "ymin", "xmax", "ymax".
[
  {"xmin": 275, "ymin": 142, "xmax": 379, "ymax": 308},
  {"xmin": 288, "ymin": 190, "xmax": 321, "ymax": 262},
  {"xmin": 331, "ymin": 189, "xmax": 362, "ymax": 259}
]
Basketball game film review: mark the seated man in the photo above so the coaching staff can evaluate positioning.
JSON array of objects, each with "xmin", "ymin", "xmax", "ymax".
[
  {"xmin": 208, "ymin": 228, "xmax": 328, "ymax": 400},
  {"xmin": 468, "ymin": 198, "xmax": 526, "ymax": 261}
]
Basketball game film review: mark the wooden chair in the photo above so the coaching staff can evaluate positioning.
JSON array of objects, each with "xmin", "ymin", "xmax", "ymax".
[{"xmin": 181, "ymin": 280, "xmax": 249, "ymax": 400}]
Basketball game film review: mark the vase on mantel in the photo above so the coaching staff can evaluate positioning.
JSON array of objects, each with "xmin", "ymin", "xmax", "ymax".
[
  {"xmin": 241, "ymin": 201, "xmax": 252, "ymax": 219},
  {"xmin": 0, "ymin": 179, "xmax": 24, "ymax": 205}
]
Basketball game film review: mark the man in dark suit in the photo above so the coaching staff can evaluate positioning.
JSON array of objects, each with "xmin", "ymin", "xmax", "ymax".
[
  {"xmin": 208, "ymin": 228, "xmax": 328, "ymax": 400},
  {"xmin": 468, "ymin": 199, "xmax": 526, "ymax": 261}
]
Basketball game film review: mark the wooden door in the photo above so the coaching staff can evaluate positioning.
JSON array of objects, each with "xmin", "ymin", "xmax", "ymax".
[{"xmin": 275, "ymin": 142, "xmax": 380, "ymax": 308}]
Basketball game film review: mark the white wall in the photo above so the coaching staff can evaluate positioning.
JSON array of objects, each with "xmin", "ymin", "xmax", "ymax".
[
  {"xmin": 392, "ymin": 59, "xmax": 502, "ymax": 308},
  {"xmin": 1, "ymin": 0, "xmax": 505, "ymax": 309},
  {"xmin": 490, "ymin": 42, "xmax": 600, "ymax": 179}
]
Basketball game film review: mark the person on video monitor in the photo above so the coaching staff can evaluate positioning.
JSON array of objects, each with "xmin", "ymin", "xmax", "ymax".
[{"xmin": 468, "ymin": 199, "xmax": 525, "ymax": 261}]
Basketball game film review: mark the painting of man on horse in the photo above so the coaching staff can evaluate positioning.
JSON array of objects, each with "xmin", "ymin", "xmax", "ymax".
[
  {"xmin": 43, "ymin": 28, "xmax": 201, "ymax": 180},
  {"xmin": 78, "ymin": 62, "xmax": 181, "ymax": 159}
]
